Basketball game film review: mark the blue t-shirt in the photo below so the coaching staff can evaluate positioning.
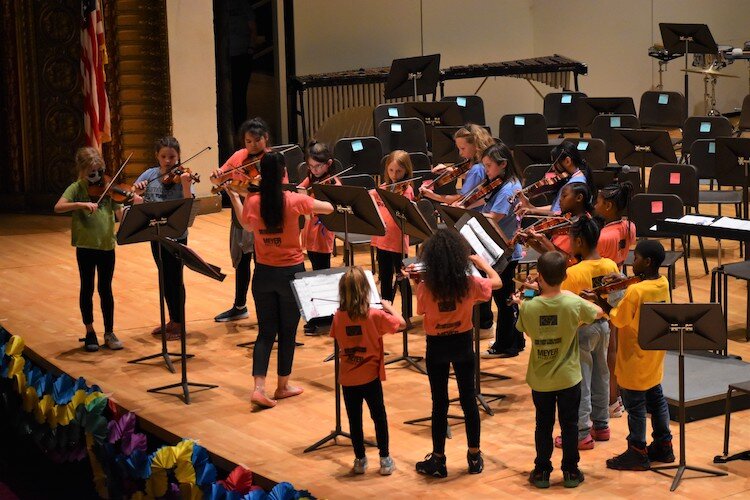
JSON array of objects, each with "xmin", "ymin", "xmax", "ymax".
[
  {"xmin": 483, "ymin": 178, "xmax": 523, "ymax": 261},
  {"xmin": 460, "ymin": 163, "xmax": 487, "ymax": 211},
  {"xmin": 550, "ymin": 173, "xmax": 587, "ymax": 214},
  {"xmin": 135, "ymin": 166, "xmax": 193, "ymax": 238}
]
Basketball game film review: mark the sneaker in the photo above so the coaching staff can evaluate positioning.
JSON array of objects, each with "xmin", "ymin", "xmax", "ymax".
[
  {"xmin": 528, "ymin": 468, "xmax": 551, "ymax": 489},
  {"xmin": 609, "ymin": 397, "xmax": 624, "ymax": 418},
  {"xmin": 467, "ymin": 450, "xmax": 484, "ymax": 474},
  {"xmin": 479, "ymin": 322, "xmax": 495, "ymax": 340},
  {"xmin": 590, "ymin": 426, "xmax": 611, "ymax": 441},
  {"xmin": 481, "ymin": 346, "xmax": 518, "ymax": 359},
  {"xmin": 214, "ymin": 305, "xmax": 249, "ymax": 322},
  {"xmin": 555, "ymin": 434, "xmax": 595, "ymax": 450},
  {"xmin": 563, "ymin": 469, "xmax": 585, "ymax": 488},
  {"xmin": 416, "ymin": 453, "xmax": 447, "ymax": 478},
  {"xmin": 379, "ymin": 456, "xmax": 395, "ymax": 475},
  {"xmin": 103, "ymin": 332, "xmax": 123, "ymax": 350},
  {"xmin": 606, "ymin": 445, "xmax": 650, "ymax": 471},
  {"xmin": 81, "ymin": 331, "xmax": 99, "ymax": 352},
  {"xmin": 647, "ymin": 440, "xmax": 675, "ymax": 463},
  {"xmin": 353, "ymin": 456, "xmax": 368, "ymax": 474}
]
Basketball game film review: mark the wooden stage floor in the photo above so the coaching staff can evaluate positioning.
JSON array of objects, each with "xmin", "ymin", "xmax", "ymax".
[{"xmin": 1, "ymin": 210, "xmax": 750, "ymax": 499}]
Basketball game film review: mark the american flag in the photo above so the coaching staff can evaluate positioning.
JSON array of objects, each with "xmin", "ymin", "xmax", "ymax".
[{"xmin": 81, "ymin": 0, "xmax": 110, "ymax": 149}]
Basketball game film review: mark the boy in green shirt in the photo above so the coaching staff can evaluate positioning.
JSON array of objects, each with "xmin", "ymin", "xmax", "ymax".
[{"xmin": 514, "ymin": 251, "xmax": 604, "ymax": 489}]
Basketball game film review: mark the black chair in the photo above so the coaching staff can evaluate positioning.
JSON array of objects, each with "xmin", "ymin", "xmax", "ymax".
[
  {"xmin": 514, "ymin": 144, "xmax": 556, "ymax": 174},
  {"xmin": 591, "ymin": 114, "xmax": 640, "ymax": 152},
  {"xmin": 592, "ymin": 170, "xmax": 617, "ymax": 193},
  {"xmin": 499, "ymin": 113, "xmax": 549, "ymax": 148},
  {"xmin": 334, "ymin": 137, "xmax": 383, "ymax": 176},
  {"xmin": 337, "ymin": 174, "xmax": 377, "ymax": 270},
  {"xmin": 408, "ymin": 152, "xmax": 431, "ymax": 173},
  {"xmin": 638, "ymin": 90, "xmax": 685, "ymax": 130},
  {"xmin": 691, "ymin": 139, "xmax": 742, "ymax": 218},
  {"xmin": 272, "ymin": 144, "xmax": 304, "ymax": 183},
  {"xmin": 543, "ymin": 91, "xmax": 587, "ymax": 135},
  {"xmin": 647, "ymin": 163, "xmax": 708, "ymax": 273},
  {"xmin": 622, "ymin": 193, "xmax": 693, "ymax": 301},
  {"xmin": 562, "ymin": 137, "xmax": 609, "ymax": 170},
  {"xmin": 373, "ymin": 103, "xmax": 407, "ymax": 133},
  {"xmin": 576, "ymin": 97, "xmax": 637, "ymax": 134},
  {"xmin": 682, "ymin": 116, "xmax": 733, "ymax": 156},
  {"xmin": 377, "ymin": 118, "xmax": 428, "ymax": 154},
  {"xmin": 441, "ymin": 95, "xmax": 485, "ymax": 125}
]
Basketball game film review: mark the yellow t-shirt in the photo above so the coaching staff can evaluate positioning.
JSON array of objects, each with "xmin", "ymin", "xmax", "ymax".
[
  {"xmin": 610, "ymin": 276, "xmax": 671, "ymax": 391},
  {"xmin": 561, "ymin": 258, "xmax": 620, "ymax": 295}
]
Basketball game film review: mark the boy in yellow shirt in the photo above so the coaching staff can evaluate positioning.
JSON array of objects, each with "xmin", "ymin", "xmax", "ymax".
[{"xmin": 583, "ymin": 240, "xmax": 674, "ymax": 470}]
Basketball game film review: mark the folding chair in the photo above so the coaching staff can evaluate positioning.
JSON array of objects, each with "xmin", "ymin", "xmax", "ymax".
[
  {"xmin": 498, "ymin": 113, "xmax": 549, "ymax": 148},
  {"xmin": 334, "ymin": 137, "xmax": 383, "ymax": 176},
  {"xmin": 373, "ymin": 103, "xmax": 407, "ymax": 133},
  {"xmin": 441, "ymin": 95, "xmax": 485, "ymax": 125},
  {"xmin": 377, "ymin": 118, "xmax": 428, "ymax": 154},
  {"xmin": 591, "ymin": 114, "xmax": 640, "ymax": 152},
  {"xmin": 638, "ymin": 90, "xmax": 685, "ymax": 130},
  {"xmin": 692, "ymin": 139, "xmax": 742, "ymax": 218},
  {"xmin": 682, "ymin": 116, "xmax": 732, "ymax": 157},
  {"xmin": 543, "ymin": 91, "xmax": 587, "ymax": 136},
  {"xmin": 562, "ymin": 138, "xmax": 609, "ymax": 170}
]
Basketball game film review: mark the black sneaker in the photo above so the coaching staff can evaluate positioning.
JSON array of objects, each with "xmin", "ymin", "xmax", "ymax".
[
  {"xmin": 416, "ymin": 453, "xmax": 447, "ymax": 478},
  {"xmin": 528, "ymin": 468, "xmax": 551, "ymax": 489},
  {"xmin": 467, "ymin": 450, "xmax": 484, "ymax": 474},
  {"xmin": 214, "ymin": 306, "xmax": 249, "ymax": 322},
  {"xmin": 606, "ymin": 445, "xmax": 650, "ymax": 471},
  {"xmin": 80, "ymin": 331, "xmax": 99, "ymax": 352},
  {"xmin": 563, "ymin": 469, "xmax": 585, "ymax": 488},
  {"xmin": 647, "ymin": 440, "xmax": 675, "ymax": 463}
]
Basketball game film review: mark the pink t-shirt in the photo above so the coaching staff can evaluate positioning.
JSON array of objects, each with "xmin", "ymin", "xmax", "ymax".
[
  {"xmin": 241, "ymin": 192, "xmax": 315, "ymax": 267},
  {"xmin": 220, "ymin": 149, "xmax": 289, "ymax": 182},
  {"xmin": 416, "ymin": 276, "xmax": 493, "ymax": 335},
  {"xmin": 330, "ymin": 308, "xmax": 402, "ymax": 386},
  {"xmin": 370, "ymin": 185, "xmax": 415, "ymax": 253},
  {"xmin": 298, "ymin": 176, "xmax": 341, "ymax": 253},
  {"xmin": 598, "ymin": 219, "xmax": 636, "ymax": 267}
]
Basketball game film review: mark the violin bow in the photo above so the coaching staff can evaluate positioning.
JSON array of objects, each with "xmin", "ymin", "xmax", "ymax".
[
  {"xmin": 142, "ymin": 145, "xmax": 212, "ymax": 187},
  {"xmin": 95, "ymin": 152, "xmax": 134, "ymax": 205}
]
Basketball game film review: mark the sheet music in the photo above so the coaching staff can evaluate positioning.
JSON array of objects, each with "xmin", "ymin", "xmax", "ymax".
[
  {"xmin": 711, "ymin": 216, "xmax": 750, "ymax": 231},
  {"xmin": 667, "ymin": 215, "xmax": 715, "ymax": 226},
  {"xmin": 293, "ymin": 270, "xmax": 382, "ymax": 321},
  {"xmin": 459, "ymin": 218, "xmax": 504, "ymax": 264}
]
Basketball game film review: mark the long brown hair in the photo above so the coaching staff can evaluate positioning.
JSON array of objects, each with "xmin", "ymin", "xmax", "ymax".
[
  {"xmin": 75, "ymin": 147, "xmax": 104, "ymax": 179},
  {"xmin": 338, "ymin": 267, "xmax": 371, "ymax": 321},
  {"xmin": 382, "ymin": 149, "xmax": 413, "ymax": 184},
  {"xmin": 454, "ymin": 124, "xmax": 495, "ymax": 163}
]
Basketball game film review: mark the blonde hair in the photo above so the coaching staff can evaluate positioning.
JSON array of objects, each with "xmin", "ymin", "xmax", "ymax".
[
  {"xmin": 75, "ymin": 147, "xmax": 104, "ymax": 179},
  {"xmin": 382, "ymin": 149, "xmax": 413, "ymax": 184},
  {"xmin": 338, "ymin": 267, "xmax": 371, "ymax": 321},
  {"xmin": 454, "ymin": 124, "xmax": 495, "ymax": 163}
]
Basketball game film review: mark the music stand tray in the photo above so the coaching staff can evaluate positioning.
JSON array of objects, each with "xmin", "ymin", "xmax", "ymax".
[
  {"xmin": 639, "ymin": 303, "xmax": 728, "ymax": 491},
  {"xmin": 385, "ymin": 54, "xmax": 441, "ymax": 100},
  {"xmin": 404, "ymin": 102, "xmax": 463, "ymax": 148},
  {"xmin": 118, "ymin": 199, "xmax": 194, "ymax": 373},
  {"xmin": 612, "ymin": 128, "xmax": 677, "ymax": 189}
]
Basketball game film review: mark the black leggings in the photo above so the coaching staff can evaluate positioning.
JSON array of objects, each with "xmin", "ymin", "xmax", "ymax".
[
  {"xmin": 426, "ymin": 331, "xmax": 479, "ymax": 454},
  {"xmin": 76, "ymin": 248, "xmax": 115, "ymax": 332},
  {"xmin": 342, "ymin": 378, "xmax": 389, "ymax": 459},
  {"xmin": 532, "ymin": 383, "xmax": 582, "ymax": 473},
  {"xmin": 376, "ymin": 249, "xmax": 412, "ymax": 313},
  {"xmin": 307, "ymin": 251, "xmax": 331, "ymax": 271},
  {"xmin": 492, "ymin": 260, "xmax": 525, "ymax": 354},
  {"xmin": 235, "ymin": 251, "xmax": 252, "ymax": 308},
  {"xmin": 251, "ymin": 262, "xmax": 304, "ymax": 377},
  {"xmin": 150, "ymin": 238, "xmax": 186, "ymax": 323}
]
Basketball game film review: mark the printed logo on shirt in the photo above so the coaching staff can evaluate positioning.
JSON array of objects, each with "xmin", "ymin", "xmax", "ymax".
[
  {"xmin": 346, "ymin": 325, "xmax": 363, "ymax": 337},
  {"xmin": 534, "ymin": 337, "xmax": 561, "ymax": 359},
  {"xmin": 258, "ymin": 227, "xmax": 283, "ymax": 234},
  {"xmin": 435, "ymin": 320, "xmax": 461, "ymax": 331},
  {"xmin": 343, "ymin": 346, "xmax": 367, "ymax": 364},
  {"xmin": 539, "ymin": 315, "xmax": 558, "ymax": 327},
  {"xmin": 437, "ymin": 301, "xmax": 456, "ymax": 312}
]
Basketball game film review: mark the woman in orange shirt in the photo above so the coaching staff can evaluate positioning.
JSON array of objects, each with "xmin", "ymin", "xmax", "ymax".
[{"xmin": 228, "ymin": 152, "xmax": 333, "ymax": 408}]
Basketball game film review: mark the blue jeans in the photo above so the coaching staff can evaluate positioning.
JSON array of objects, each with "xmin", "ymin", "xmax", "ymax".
[
  {"xmin": 578, "ymin": 319, "xmax": 610, "ymax": 440},
  {"xmin": 620, "ymin": 384, "xmax": 673, "ymax": 448}
]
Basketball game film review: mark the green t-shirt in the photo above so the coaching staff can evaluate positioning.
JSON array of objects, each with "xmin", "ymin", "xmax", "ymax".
[
  {"xmin": 61, "ymin": 180, "xmax": 120, "ymax": 251},
  {"xmin": 516, "ymin": 292, "xmax": 599, "ymax": 392}
]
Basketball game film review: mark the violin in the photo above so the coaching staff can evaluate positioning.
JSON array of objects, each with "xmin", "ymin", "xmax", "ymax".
[
  {"xmin": 455, "ymin": 176, "xmax": 503, "ymax": 208},
  {"xmin": 403, "ymin": 262, "xmax": 427, "ymax": 283},
  {"xmin": 88, "ymin": 174, "xmax": 137, "ymax": 204},
  {"xmin": 211, "ymin": 151, "xmax": 264, "ymax": 188},
  {"xmin": 509, "ymin": 170, "xmax": 570, "ymax": 205},
  {"xmin": 222, "ymin": 177, "xmax": 261, "ymax": 196},
  {"xmin": 421, "ymin": 159, "xmax": 471, "ymax": 193},
  {"xmin": 302, "ymin": 166, "xmax": 353, "ymax": 193},
  {"xmin": 587, "ymin": 275, "xmax": 642, "ymax": 296},
  {"xmin": 161, "ymin": 164, "xmax": 200, "ymax": 185},
  {"xmin": 382, "ymin": 176, "xmax": 420, "ymax": 195},
  {"xmin": 510, "ymin": 213, "xmax": 575, "ymax": 245}
]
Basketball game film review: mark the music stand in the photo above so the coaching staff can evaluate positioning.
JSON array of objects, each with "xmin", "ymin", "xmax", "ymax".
[
  {"xmin": 576, "ymin": 97, "xmax": 637, "ymax": 133},
  {"xmin": 659, "ymin": 24, "xmax": 718, "ymax": 118},
  {"xmin": 293, "ymin": 267, "xmax": 381, "ymax": 453},
  {"xmin": 376, "ymin": 188, "xmax": 434, "ymax": 374},
  {"xmin": 612, "ymin": 128, "xmax": 678, "ymax": 190},
  {"xmin": 146, "ymin": 237, "xmax": 223, "ymax": 404},
  {"xmin": 716, "ymin": 137, "xmax": 750, "ymax": 223},
  {"xmin": 384, "ymin": 54, "xmax": 441, "ymax": 100},
  {"xmin": 513, "ymin": 144, "xmax": 556, "ymax": 173},
  {"xmin": 403, "ymin": 102, "xmax": 463, "ymax": 149},
  {"xmin": 639, "ymin": 303, "xmax": 728, "ymax": 492},
  {"xmin": 117, "ymin": 199, "xmax": 195, "ymax": 373},
  {"xmin": 435, "ymin": 204, "xmax": 474, "ymax": 229}
]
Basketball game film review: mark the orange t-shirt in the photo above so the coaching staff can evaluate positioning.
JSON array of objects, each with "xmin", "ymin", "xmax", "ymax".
[
  {"xmin": 370, "ymin": 185, "xmax": 415, "ymax": 253},
  {"xmin": 241, "ymin": 192, "xmax": 315, "ymax": 267},
  {"xmin": 416, "ymin": 276, "xmax": 493, "ymax": 335},
  {"xmin": 598, "ymin": 219, "xmax": 636, "ymax": 267},
  {"xmin": 330, "ymin": 308, "xmax": 402, "ymax": 386},
  {"xmin": 298, "ymin": 176, "xmax": 341, "ymax": 253},
  {"xmin": 220, "ymin": 148, "xmax": 289, "ymax": 182},
  {"xmin": 552, "ymin": 232, "xmax": 572, "ymax": 256}
]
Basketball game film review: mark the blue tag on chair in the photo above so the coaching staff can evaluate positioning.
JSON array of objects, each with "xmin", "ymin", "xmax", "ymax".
[
  {"xmin": 708, "ymin": 141, "xmax": 715, "ymax": 154},
  {"xmin": 456, "ymin": 97, "xmax": 467, "ymax": 107},
  {"xmin": 577, "ymin": 141, "xmax": 589, "ymax": 151},
  {"xmin": 658, "ymin": 94, "xmax": 669, "ymax": 105},
  {"xmin": 610, "ymin": 116, "xmax": 621, "ymax": 127},
  {"xmin": 387, "ymin": 107, "xmax": 399, "ymax": 117},
  {"xmin": 391, "ymin": 123, "xmax": 402, "ymax": 132},
  {"xmin": 700, "ymin": 122, "xmax": 711, "ymax": 133},
  {"xmin": 514, "ymin": 116, "xmax": 526, "ymax": 126},
  {"xmin": 561, "ymin": 94, "xmax": 572, "ymax": 104},
  {"xmin": 351, "ymin": 140, "xmax": 363, "ymax": 152}
]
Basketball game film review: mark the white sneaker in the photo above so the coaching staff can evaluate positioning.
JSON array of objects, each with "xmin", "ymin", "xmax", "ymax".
[
  {"xmin": 353, "ymin": 456, "xmax": 368, "ymax": 474},
  {"xmin": 479, "ymin": 322, "xmax": 495, "ymax": 340},
  {"xmin": 609, "ymin": 396, "xmax": 624, "ymax": 418},
  {"xmin": 379, "ymin": 456, "xmax": 395, "ymax": 475},
  {"xmin": 104, "ymin": 332, "xmax": 123, "ymax": 350}
]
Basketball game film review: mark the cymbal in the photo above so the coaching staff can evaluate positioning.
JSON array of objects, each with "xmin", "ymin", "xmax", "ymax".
[{"xmin": 681, "ymin": 68, "xmax": 740, "ymax": 78}]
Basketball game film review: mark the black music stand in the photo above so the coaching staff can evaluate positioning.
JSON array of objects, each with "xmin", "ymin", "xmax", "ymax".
[
  {"xmin": 660, "ymin": 24, "xmax": 718, "ymax": 118},
  {"xmin": 612, "ymin": 128, "xmax": 677, "ymax": 190},
  {"xmin": 384, "ymin": 54, "xmax": 441, "ymax": 100},
  {"xmin": 432, "ymin": 126, "xmax": 463, "ymax": 165},
  {"xmin": 577, "ymin": 97, "xmax": 637, "ymax": 133},
  {"xmin": 435, "ymin": 204, "xmax": 474, "ymax": 229},
  {"xmin": 147, "ymin": 237, "xmax": 223, "ymax": 404},
  {"xmin": 376, "ymin": 188, "xmax": 434, "ymax": 375},
  {"xmin": 117, "ymin": 199, "xmax": 195, "ymax": 373},
  {"xmin": 639, "ymin": 303, "xmax": 728, "ymax": 492},
  {"xmin": 403, "ymin": 102, "xmax": 463, "ymax": 148},
  {"xmin": 716, "ymin": 137, "xmax": 750, "ymax": 222},
  {"xmin": 294, "ymin": 267, "xmax": 381, "ymax": 453}
]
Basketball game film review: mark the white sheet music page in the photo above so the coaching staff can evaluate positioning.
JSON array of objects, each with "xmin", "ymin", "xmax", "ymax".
[
  {"xmin": 673, "ymin": 215, "xmax": 715, "ymax": 225},
  {"xmin": 711, "ymin": 216, "xmax": 750, "ymax": 231},
  {"xmin": 295, "ymin": 270, "xmax": 381, "ymax": 321},
  {"xmin": 460, "ymin": 218, "xmax": 504, "ymax": 264}
]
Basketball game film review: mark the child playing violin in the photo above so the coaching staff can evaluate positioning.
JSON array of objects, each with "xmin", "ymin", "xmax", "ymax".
[
  {"xmin": 54, "ymin": 147, "xmax": 142, "ymax": 352},
  {"xmin": 133, "ymin": 136, "xmax": 194, "ymax": 340}
]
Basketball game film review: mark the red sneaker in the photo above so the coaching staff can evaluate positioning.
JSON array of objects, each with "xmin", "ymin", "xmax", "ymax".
[
  {"xmin": 555, "ymin": 434, "xmax": 595, "ymax": 450},
  {"xmin": 590, "ymin": 426, "xmax": 611, "ymax": 441}
]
